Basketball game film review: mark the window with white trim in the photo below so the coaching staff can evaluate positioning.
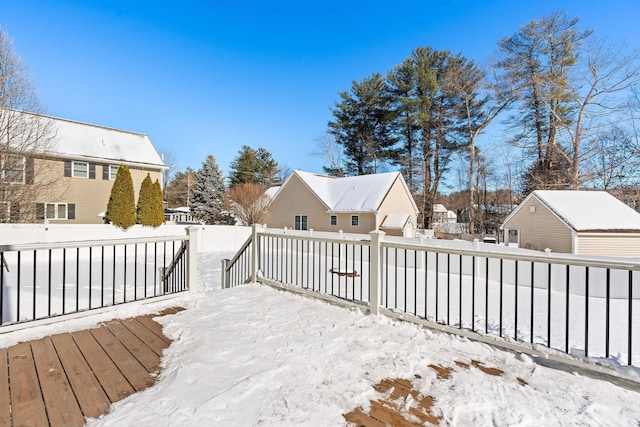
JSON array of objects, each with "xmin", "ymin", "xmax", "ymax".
[
  {"xmin": 1, "ymin": 154, "xmax": 25, "ymax": 184},
  {"xmin": 351, "ymin": 215, "xmax": 359, "ymax": 226},
  {"xmin": 72, "ymin": 161, "xmax": 89, "ymax": 178},
  {"xmin": 330, "ymin": 215, "xmax": 337, "ymax": 226},
  {"xmin": 0, "ymin": 201, "xmax": 9, "ymax": 223},
  {"xmin": 45, "ymin": 203, "xmax": 68, "ymax": 220},
  {"xmin": 109, "ymin": 165, "xmax": 118, "ymax": 180},
  {"xmin": 294, "ymin": 214, "xmax": 308, "ymax": 230}
]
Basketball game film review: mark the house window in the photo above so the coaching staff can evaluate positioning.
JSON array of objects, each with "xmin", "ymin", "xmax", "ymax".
[
  {"xmin": 294, "ymin": 214, "xmax": 308, "ymax": 230},
  {"xmin": 72, "ymin": 161, "xmax": 89, "ymax": 178},
  {"xmin": 45, "ymin": 203, "xmax": 68, "ymax": 220},
  {"xmin": 330, "ymin": 215, "xmax": 337, "ymax": 226},
  {"xmin": 351, "ymin": 215, "xmax": 359, "ymax": 227},
  {"xmin": 1, "ymin": 154, "xmax": 25, "ymax": 184},
  {"xmin": 0, "ymin": 202, "xmax": 9, "ymax": 223},
  {"xmin": 109, "ymin": 165, "xmax": 118, "ymax": 180}
]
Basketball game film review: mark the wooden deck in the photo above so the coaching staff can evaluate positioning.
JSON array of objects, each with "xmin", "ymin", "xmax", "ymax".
[{"xmin": 0, "ymin": 307, "xmax": 184, "ymax": 427}]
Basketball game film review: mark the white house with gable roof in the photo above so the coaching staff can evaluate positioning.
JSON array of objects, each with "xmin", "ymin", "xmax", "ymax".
[
  {"xmin": 501, "ymin": 190, "xmax": 640, "ymax": 257},
  {"xmin": 264, "ymin": 170, "xmax": 419, "ymax": 237}
]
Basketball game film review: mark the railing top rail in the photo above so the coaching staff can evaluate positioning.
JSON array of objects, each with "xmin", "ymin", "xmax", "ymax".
[
  {"xmin": 381, "ymin": 240, "xmax": 640, "ymax": 271},
  {"xmin": 0, "ymin": 234, "xmax": 189, "ymax": 252},
  {"xmin": 227, "ymin": 234, "xmax": 253, "ymax": 267},
  {"xmin": 258, "ymin": 229, "xmax": 371, "ymax": 247},
  {"xmin": 257, "ymin": 227, "xmax": 640, "ymax": 272}
]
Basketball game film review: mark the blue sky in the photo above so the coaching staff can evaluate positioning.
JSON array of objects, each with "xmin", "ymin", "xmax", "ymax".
[{"xmin": 2, "ymin": 0, "xmax": 639, "ymax": 180}]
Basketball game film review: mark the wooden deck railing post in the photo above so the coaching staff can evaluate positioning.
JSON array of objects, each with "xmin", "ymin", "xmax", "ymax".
[
  {"xmin": 186, "ymin": 226, "xmax": 200, "ymax": 293},
  {"xmin": 369, "ymin": 230, "xmax": 385, "ymax": 315}
]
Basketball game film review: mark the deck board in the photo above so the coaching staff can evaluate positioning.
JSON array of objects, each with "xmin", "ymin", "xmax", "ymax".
[
  {"xmin": 0, "ymin": 307, "xmax": 183, "ymax": 426},
  {"xmin": 89, "ymin": 327, "xmax": 154, "ymax": 392},
  {"xmin": 105, "ymin": 321, "xmax": 160, "ymax": 372},
  {"xmin": 71, "ymin": 329, "xmax": 135, "ymax": 402},
  {"xmin": 8, "ymin": 342, "xmax": 49, "ymax": 426},
  {"xmin": 31, "ymin": 337, "xmax": 85, "ymax": 426},
  {"xmin": 120, "ymin": 318, "xmax": 169, "ymax": 356},
  {"xmin": 51, "ymin": 332, "xmax": 111, "ymax": 419},
  {"xmin": 0, "ymin": 349, "xmax": 11, "ymax": 426},
  {"xmin": 135, "ymin": 315, "xmax": 172, "ymax": 345}
]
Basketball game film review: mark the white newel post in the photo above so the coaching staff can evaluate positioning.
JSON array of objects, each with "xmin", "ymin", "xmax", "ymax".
[
  {"xmin": 369, "ymin": 230, "xmax": 385, "ymax": 315},
  {"xmin": 221, "ymin": 259, "xmax": 229, "ymax": 289},
  {"xmin": 251, "ymin": 223, "xmax": 260, "ymax": 284},
  {"xmin": 187, "ymin": 226, "xmax": 199, "ymax": 293}
]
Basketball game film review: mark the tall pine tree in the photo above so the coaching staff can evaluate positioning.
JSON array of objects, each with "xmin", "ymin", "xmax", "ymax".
[
  {"xmin": 191, "ymin": 154, "xmax": 231, "ymax": 224},
  {"xmin": 328, "ymin": 73, "xmax": 398, "ymax": 175},
  {"xmin": 106, "ymin": 165, "xmax": 136, "ymax": 229},
  {"xmin": 229, "ymin": 145, "xmax": 280, "ymax": 188}
]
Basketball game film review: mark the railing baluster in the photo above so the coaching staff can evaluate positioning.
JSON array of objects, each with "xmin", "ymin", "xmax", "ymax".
[
  {"xmin": 404, "ymin": 248, "xmax": 407, "ymax": 312},
  {"xmin": 565, "ymin": 265, "xmax": 570, "ymax": 354},
  {"xmin": 585, "ymin": 266, "xmax": 589, "ymax": 357},
  {"xmin": 134, "ymin": 244, "xmax": 138, "ymax": 301},
  {"xmin": 606, "ymin": 268, "xmax": 611, "ymax": 358},
  {"xmin": 113, "ymin": 245, "xmax": 117, "ymax": 304},
  {"xmin": 485, "ymin": 257, "xmax": 489, "ymax": 334},
  {"xmin": 447, "ymin": 253, "xmax": 451, "ymax": 327},
  {"xmin": 76, "ymin": 247, "xmax": 80, "ymax": 312},
  {"xmin": 385, "ymin": 247, "xmax": 389, "ymax": 308},
  {"xmin": 32, "ymin": 250, "xmax": 36, "ymax": 321},
  {"xmin": 414, "ymin": 250, "xmax": 417, "ymax": 316},
  {"xmin": 628, "ymin": 270, "xmax": 633, "ymax": 367},
  {"xmin": 89, "ymin": 247, "xmax": 93, "ymax": 309},
  {"xmin": 515, "ymin": 260, "xmax": 519, "ymax": 341},
  {"xmin": 435, "ymin": 253, "xmax": 439, "ymax": 323},
  {"xmin": 102, "ymin": 246, "xmax": 105, "ymax": 306},
  {"xmin": 459, "ymin": 254, "xmax": 462, "ymax": 329},
  {"xmin": 530, "ymin": 261, "xmax": 534, "ymax": 344},
  {"xmin": 48, "ymin": 249, "xmax": 52, "ymax": 318},
  {"xmin": 547, "ymin": 263, "xmax": 552, "ymax": 348},
  {"xmin": 499, "ymin": 258, "xmax": 503, "ymax": 338},
  {"xmin": 471, "ymin": 255, "xmax": 475, "ymax": 332},
  {"xmin": 62, "ymin": 248, "xmax": 67, "ymax": 314},
  {"xmin": 424, "ymin": 251, "xmax": 428, "ymax": 320},
  {"xmin": 17, "ymin": 251, "xmax": 21, "ymax": 322},
  {"xmin": 394, "ymin": 248, "xmax": 398, "ymax": 309}
]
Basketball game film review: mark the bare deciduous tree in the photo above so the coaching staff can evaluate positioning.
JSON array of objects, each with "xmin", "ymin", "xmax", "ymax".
[
  {"xmin": 312, "ymin": 132, "xmax": 346, "ymax": 177},
  {"xmin": 226, "ymin": 183, "xmax": 269, "ymax": 225},
  {"xmin": 0, "ymin": 27, "xmax": 59, "ymax": 223}
]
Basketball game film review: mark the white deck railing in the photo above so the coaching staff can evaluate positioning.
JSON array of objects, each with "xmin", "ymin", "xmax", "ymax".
[{"xmin": 224, "ymin": 225, "xmax": 640, "ymax": 374}]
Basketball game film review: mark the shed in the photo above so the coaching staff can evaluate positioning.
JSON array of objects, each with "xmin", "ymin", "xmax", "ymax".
[{"xmin": 501, "ymin": 190, "xmax": 640, "ymax": 257}]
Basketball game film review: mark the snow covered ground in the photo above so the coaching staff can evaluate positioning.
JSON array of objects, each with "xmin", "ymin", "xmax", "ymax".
[{"xmin": 2, "ymin": 250, "xmax": 639, "ymax": 426}]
